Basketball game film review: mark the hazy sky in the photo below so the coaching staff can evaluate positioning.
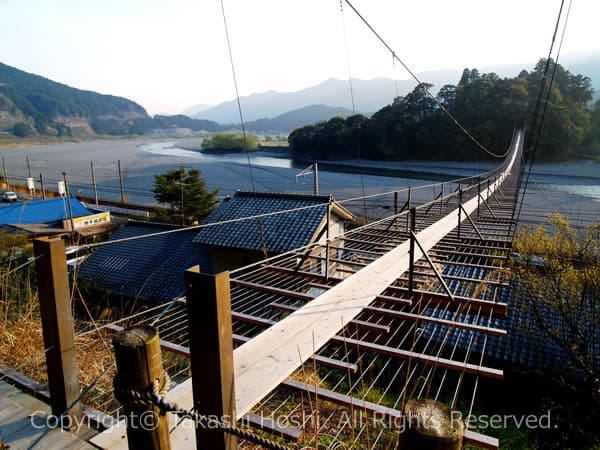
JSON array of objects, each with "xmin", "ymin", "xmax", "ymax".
[{"xmin": 1, "ymin": 0, "xmax": 598, "ymax": 115}]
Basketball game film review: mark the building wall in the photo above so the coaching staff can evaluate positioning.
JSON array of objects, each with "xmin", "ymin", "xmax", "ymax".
[{"xmin": 209, "ymin": 247, "xmax": 265, "ymax": 273}]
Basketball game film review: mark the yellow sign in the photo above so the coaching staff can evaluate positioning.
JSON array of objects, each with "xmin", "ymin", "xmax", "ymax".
[{"xmin": 64, "ymin": 212, "xmax": 111, "ymax": 230}]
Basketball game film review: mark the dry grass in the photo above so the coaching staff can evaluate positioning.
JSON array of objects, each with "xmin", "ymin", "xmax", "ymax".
[{"xmin": 0, "ymin": 289, "xmax": 47, "ymax": 383}]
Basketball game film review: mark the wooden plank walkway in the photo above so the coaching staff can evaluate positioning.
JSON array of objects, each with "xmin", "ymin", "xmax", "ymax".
[{"xmin": 0, "ymin": 380, "xmax": 97, "ymax": 450}]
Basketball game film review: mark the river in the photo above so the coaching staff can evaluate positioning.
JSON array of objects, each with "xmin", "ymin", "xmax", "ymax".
[{"xmin": 0, "ymin": 139, "xmax": 598, "ymax": 222}]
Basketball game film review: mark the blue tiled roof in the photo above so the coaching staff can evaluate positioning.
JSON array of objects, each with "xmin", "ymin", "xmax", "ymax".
[
  {"xmin": 0, "ymin": 196, "xmax": 90, "ymax": 225},
  {"xmin": 78, "ymin": 221, "xmax": 212, "ymax": 304},
  {"xmin": 193, "ymin": 191, "xmax": 333, "ymax": 253}
]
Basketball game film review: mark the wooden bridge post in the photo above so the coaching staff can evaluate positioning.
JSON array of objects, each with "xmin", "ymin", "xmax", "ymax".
[
  {"xmin": 112, "ymin": 326, "xmax": 171, "ymax": 450},
  {"xmin": 439, "ymin": 183, "xmax": 444, "ymax": 214},
  {"xmin": 408, "ymin": 207, "xmax": 416, "ymax": 296},
  {"xmin": 185, "ymin": 267, "xmax": 236, "ymax": 450},
  {"xmin": 394, "ymin": 191, "xmax": 399, "ymax": 215},
  {"xmin": 33, "ymin": 237, "xmax": 82, "ymax": 425}
]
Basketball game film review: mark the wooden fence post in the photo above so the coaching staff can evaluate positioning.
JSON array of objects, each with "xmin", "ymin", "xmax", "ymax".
[
  {"xmin": 112, "ymin": 326, "xmax": 171, "ymax": 450},
  {"xmin": 33, "ymin": 237, "xmax": 81, "ymax": 424},
  {"xmin": 185, "ymin": 267, "xmax": 236, "ymax": 450}
]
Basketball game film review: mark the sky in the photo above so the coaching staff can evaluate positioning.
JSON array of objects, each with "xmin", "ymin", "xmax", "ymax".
[{"xmin": 1, "ymin": 0, "xmax": 598, "ymax": 115}]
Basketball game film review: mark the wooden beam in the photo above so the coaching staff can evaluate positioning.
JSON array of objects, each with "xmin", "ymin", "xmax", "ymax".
[
  {"xmin": 231, "ymin": 278, "xmax": 314, "ymax": 301},
  {"xmin": 242, "ymin": 413, "xmax": 303, "ymax": 442},
  {"xmin": 330, "ymin": 336, "xmax": 503, "ymax": 379},
  {"xmin": 387, "ymin": 286, "xmax": 508, "ymax": 316},
  {"xmin": 364, "ymin": 306, "xmax": 507, "ymax": 336}
]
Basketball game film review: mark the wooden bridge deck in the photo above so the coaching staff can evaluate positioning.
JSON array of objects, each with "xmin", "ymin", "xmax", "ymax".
[{"xmin": 0, "ymin": 380, "xmax": 97, "ymax": 450}]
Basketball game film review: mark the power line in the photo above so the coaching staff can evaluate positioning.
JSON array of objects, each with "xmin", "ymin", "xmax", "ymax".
[
  {"xmin": 342, "ymin": 0, "xmax": 510, "ymax": 159},
  {"xmin": 220, "ymin": 0, "xmax": 269, "ymax": 260}
]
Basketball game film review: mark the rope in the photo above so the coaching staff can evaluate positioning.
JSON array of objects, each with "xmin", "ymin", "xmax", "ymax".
[{"xmin": 113, "ymin": 372, "xmax": 290, "ymax": 450}]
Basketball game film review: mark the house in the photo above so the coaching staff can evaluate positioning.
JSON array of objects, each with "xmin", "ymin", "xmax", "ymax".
[
  {"xmin": 192, "ymin": 191, "xmax": 354, "ymax": 272},
  {"xmin": 77, "ymin": 192, "xmax": 353, "ymax": 305},
  {"xmin": 0, "ymin": 196, "xmax": 112, "ymax": 237},
  {"xmin": 77, "ymin": 221, "xmax": 211, "ymax": 305}
]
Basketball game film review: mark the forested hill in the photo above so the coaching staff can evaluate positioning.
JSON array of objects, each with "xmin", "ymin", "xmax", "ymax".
[
  {"xmin": 289, "ymin": 59, "xmax": 600, "ymax": 162},
  {"xmin": 0, "ymin": 62, "xmax": 223, "ymax": 137},
  {"xmin": 0, "ymin": 61, "xmax": 149, "ymax": 134}
]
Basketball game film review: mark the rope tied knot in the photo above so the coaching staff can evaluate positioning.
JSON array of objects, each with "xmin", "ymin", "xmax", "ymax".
[{"xmin": 113, "ymin": 372, "xmax": 172, "ymax": 411}]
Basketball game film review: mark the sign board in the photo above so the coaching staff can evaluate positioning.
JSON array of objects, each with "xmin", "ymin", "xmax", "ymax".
[
  {"xmin": 27, "ymin": 177, "xmax": 35, "ymax": 190},
  {"xmin": 58, "ymin": 181, "xmax": 66, "ymax": 196},
  {"xmin": 63, "ymin": 211, "xmax": 111, "ymax": 231}
]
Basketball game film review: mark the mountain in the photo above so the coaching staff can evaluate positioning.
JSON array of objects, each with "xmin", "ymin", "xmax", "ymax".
[
  {"xmin": 237, "ymin": 104, "xmax": 355, "ymax": 133},
  {"xmin": 181, "ymin": 103, "xmax": 214, "ymax": 117},
  {"xmin": 192, "ymin": 70, "xmax": 463, "ymax": 124},
  {"xmin": 0, "ymin": 62, "xmax": 224, "ymax": 137},
  {"xmin": 191, "ymin": 53, "xmax": 600, "ymax": 125},
  {"xmin": 0, "ymin": 61, "xmax": 148, "ymax": 135}
]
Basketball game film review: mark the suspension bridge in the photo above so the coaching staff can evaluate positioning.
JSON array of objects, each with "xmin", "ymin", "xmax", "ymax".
[{"xmin": 76, "ymin": 129, "xmax": 523, "ymax": 449}]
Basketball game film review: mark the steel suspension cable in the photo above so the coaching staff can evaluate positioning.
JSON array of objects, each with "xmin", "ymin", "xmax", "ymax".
[
  {"xmin": 342, "ymin": 0, "xmax": 510, "ymax": 159},
  {"xmin": 515, "ymin": 0, "xmax": 569, "ymax": 225}
]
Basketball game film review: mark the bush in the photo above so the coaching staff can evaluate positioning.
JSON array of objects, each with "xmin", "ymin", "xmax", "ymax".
[{"xmin": 12, "ymin": 122, "xmax": 31, "ymax": 137}]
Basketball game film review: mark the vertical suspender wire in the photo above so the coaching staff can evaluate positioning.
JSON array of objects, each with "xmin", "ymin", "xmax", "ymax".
[
  {"xmin": 220, "ymin": 0, "xmax": 269, "ymax": 260},
  {"xmin": 340, "ymin": 0, "xmax": 368, "ymax": 223},
  {"xmin": 515, "ymin": 0, "xmax": 569, "ymax": 226}
]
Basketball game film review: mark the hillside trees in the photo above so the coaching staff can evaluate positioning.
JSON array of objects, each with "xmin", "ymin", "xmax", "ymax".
[
  {"xmin": 151, "ymin": 167, "xmax": 218, "ymax": 225},
  {"xmin": 289, "ymin": 59, "xmax": 597, "ymax": 162}
]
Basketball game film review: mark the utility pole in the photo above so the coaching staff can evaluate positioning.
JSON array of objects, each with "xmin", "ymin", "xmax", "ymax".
[
  {"xmin": 2, "ymin": 157, "xmax": 8, "ymax": 189},
  {"xmin": 63, "ymin": 172, "xmax": 75, "ymax": 236},
  {"xmin": 40, "ymin": 173, "xmax": 46, "ymax": 200},
  {"xmin": 175, "ymin": 180, "xmax": 187, "ymax": 226},
  {"xmin": 91, "ymin": 161, "xmax": 98, "ymax": 206},
  {"xmin": 117, "ymin": 160, "xmax": 125, "ymax": 205},
  {"xmin": 313, "ymin": 162, "xmax": 319, "ymax": 195}
]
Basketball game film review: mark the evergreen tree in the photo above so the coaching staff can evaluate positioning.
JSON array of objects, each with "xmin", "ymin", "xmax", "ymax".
[{"xmin": 151, "ymin": 167, "xmax": 218, "ymax": 225}]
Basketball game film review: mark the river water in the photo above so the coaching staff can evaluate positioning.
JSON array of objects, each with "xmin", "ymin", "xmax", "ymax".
[{"xmin": 0, "ymin": 139, "xmax": 598, "ymax": 220}]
